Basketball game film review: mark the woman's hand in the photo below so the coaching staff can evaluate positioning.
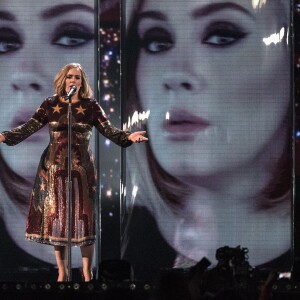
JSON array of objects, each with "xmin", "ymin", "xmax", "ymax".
[
  {"xmin": 128, "ymin": 131, "xmax": 148, "ymax": 143},
  {"xmin": 0, "ymin": 134, "xmax": 5, "ymax": 143}
]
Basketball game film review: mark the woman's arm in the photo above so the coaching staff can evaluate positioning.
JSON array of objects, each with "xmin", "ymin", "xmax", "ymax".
[
  {"xmin": 127, "ymin": 131, "xmax": 148, "ymax": 143},
  {"xmin": 95, "ymin": 120, "xmax": 133, "ymax": 148},
  {"xmin": 1, "ymin": 118, "xmax": 46, "ymax": 146},
  {"xmin": 93, "ymin": 100, "xmax": 148, "ymax": 147},
  {"xmin": 0, "ymin": 99, "xmax": 49, "ymax": 146}
]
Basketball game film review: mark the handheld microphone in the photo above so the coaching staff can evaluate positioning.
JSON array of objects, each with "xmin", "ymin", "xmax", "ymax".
[{"xmin": 65, "ymin": 85, "xmax": 77, "ymax": 99}]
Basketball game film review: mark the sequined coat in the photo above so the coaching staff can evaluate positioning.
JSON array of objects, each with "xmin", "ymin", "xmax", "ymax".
[{"xmin": 2, "ymin": 96, "xmax": 132, "ymax": 246}]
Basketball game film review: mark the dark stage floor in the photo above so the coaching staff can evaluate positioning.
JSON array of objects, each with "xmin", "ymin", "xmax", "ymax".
[{"xmin": 1, "ymin": 268, "xmax": 300, "ymax": 300}]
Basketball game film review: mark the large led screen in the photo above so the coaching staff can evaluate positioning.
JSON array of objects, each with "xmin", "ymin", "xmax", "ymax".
[
  {"xmin": 0, "ymin": 0, "xmax": 96, "ymax": 280},
  {"xmin": 122, "ymin": 0, "xmax": 292, "ymax": 279}
]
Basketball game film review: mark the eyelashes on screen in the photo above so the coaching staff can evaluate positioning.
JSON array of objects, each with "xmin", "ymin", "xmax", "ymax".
[
  {"xmin": 0, "ymin": 27, "xmax": 22, "ymax": 54},
  {"xmin": 202, "ymin": 22, "xmax": 248, "ymax": 47},
  {"xmin": 0, "ymin": 23, "xmax": 94, "ymax": 54},
  {"xmin": 139, "ymin": 27, "xmax": 174, "ymax": 54},
  {"xmin": 52, "ymin": 23, "xmax": 95, "ymax": 48},
  {"xmin": 138, "ymin": 22, "xmax": 247, "ymax": 54}
]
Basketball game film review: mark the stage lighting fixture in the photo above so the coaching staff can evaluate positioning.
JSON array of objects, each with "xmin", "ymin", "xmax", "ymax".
[
  {"xmin": 44, "ymin": 283, "xmax": 51, "ymax": 290},
  {"xmin": 30, "ymin": 283, "xmax": 37, "ymax": 290},
  {"xmin": 129, "ymin": 283, "xmax": 136, "ymax": 290},
  {"xmin": 58, "ymin": 283, "xmax": 66, "ymax": 290},
  {"xmin": 197, "ymin": 246, "xmax": 253, "ymax": 299},
  {"xmin": 73, "ymin": 283, "xmax": 80, "ymax": 290}
]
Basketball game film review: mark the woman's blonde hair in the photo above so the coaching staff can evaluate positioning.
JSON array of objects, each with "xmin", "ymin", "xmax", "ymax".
[{"xmin": 54, "ymin": 63, "xmax": 93, "ymax": 98}]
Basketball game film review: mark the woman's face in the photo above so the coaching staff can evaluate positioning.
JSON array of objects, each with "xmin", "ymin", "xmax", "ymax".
[
  {"xmin": 0, "ymin": 0, "xmax": 94, "ymax": 181},
  {"xmin": 0, "ymin": 0, "xmax": 95, "ymax": 265},
  {"xmin": 136, "ymin": 0, "xmax": 290, "ymax": 180},
  {"xmin": 65, "ymin": 67, "xmax": 83, "ymax": 97}
]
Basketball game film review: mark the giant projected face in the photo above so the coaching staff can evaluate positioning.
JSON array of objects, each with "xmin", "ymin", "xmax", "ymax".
[
  {"xmin": 0, "ymin": 0, "xmax": 94, "ymax": 266},
  {"xmin": 124, "ymin": 0, "xmax": 291, "ymax": 269}
]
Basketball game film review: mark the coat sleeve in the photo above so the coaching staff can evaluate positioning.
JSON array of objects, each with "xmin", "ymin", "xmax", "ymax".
[
  {"xmin": 92, "ymin": 100, "xmax": 133, "ymax": 148},
  {"xmin": 1, "ymin": 99, "xmax": 49, "ymax": 146}
]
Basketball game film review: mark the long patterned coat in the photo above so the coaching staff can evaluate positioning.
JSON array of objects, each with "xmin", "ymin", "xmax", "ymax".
[{"xmin": 2, "ymin": 95, "xmax": 132, "ymax": 246}]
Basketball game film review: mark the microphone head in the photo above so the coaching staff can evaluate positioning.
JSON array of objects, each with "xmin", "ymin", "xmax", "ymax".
[{"xmin": 65, "ymin": 85, "xmax": 77, "ymax": 99}]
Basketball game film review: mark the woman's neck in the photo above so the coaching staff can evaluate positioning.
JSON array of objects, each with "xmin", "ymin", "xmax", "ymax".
[{"xmin": 60, "ymin": 96, "xmax": 80, "ymax": 104}]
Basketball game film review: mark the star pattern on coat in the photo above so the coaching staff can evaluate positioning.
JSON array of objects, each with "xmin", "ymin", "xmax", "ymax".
[
  {"xmin": 52, "ymin": 104, "xmax": 63, "ymax": 114},
  {"xmin": 75, "ymin": 105, "xmax": 87, "ymax": 115},
  {"xmin": 40, "ymin": 181, "xmax": 46, "ymax": 191}
]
